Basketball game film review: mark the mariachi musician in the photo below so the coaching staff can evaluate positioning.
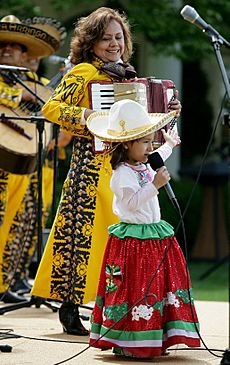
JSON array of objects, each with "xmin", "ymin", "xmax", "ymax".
[
  {"xmin": 6, "ymin": 55, "xmax": 72, "ymax": 296},
  {"xmin": 0, "ymin": 15, "xmax": 67, "ymax": 303},
  {"xmin": 31, "ymin": 7, "xmax": 182, "ymax": 336}
]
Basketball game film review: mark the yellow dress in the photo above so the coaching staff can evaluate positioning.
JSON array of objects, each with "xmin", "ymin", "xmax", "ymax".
[{"xmin": 32, "ymin": 58, "xmax": 120, "ymax": 304}]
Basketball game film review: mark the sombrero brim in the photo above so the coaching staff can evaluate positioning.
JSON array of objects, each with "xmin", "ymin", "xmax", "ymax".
[
  {"xmin": 0, "ymin": 23, "xmax": 59, "ymax": 57},
  {"xmin": 87, "ymin": 110, "xmax": 177, "ymax": 142}
]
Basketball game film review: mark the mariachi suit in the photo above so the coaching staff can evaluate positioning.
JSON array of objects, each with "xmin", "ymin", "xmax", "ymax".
[
  {"xmin": 0, "ymin": 72, "xmax": 56, "ymax": 292},
  {"xmin": 0, "ymin": 76, "xmax": 30, "ymax": 293}
]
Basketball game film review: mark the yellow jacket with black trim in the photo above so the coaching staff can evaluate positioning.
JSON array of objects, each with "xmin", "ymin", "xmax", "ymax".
[{"xmin": 42, "ymin": 58, "xmax": 113, "ymax": 138}]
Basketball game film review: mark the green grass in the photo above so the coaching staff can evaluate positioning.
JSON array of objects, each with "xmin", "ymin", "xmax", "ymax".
[{"xmin": 188, "ymin": 260, "xmax": 229, "ymax": 302}]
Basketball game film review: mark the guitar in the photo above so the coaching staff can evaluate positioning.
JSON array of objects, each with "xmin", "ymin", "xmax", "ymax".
[{"xmin": 0, "ymin": 81, "xmax": 53, "ymax": 175}]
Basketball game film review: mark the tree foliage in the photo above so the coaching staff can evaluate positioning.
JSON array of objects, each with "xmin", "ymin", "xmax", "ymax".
[
  {"xmin": 1, "ymin": 0, "xmax": 37, "ymax": 18},
  {"xmin": 127, "ymin": 0, "xmax": 230, "ymax": 60},
  {"xmin": 1, "ymin": 0, "xmax": 230, "ymax": 61}
]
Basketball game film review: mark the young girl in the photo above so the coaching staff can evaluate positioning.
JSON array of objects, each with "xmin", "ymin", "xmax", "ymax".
[{"xmin": 87, "ymin": 99, "xmax": 200, "ymax": 358}]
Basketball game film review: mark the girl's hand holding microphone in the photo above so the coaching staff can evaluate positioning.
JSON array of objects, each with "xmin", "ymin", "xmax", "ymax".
[{"xmin": 153, "ymin": 166, "xmax": 170, "ymax": 190}]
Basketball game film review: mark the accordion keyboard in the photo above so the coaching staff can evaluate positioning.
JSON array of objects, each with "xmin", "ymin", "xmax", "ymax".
[
  {"xmin": 90, "ymin": 81, "xmax": 148, "ymax": 111},
  {"xmin": 90, "ymin": 83, "xmax": 115, "ymax": 110}
]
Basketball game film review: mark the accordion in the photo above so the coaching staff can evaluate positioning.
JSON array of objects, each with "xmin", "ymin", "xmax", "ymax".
[{"xmin": 88, "ymin": 77, "xmax": 177, "ymax": 151}]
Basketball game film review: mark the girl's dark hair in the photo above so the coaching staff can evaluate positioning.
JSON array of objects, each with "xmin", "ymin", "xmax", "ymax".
[
  {"xmin": 110, "ymin": 143, "xmax": 127, "ymax": 170},
  {"xmin": 70, "ymin": 7, "xmax": 133, "ymax": 64}
]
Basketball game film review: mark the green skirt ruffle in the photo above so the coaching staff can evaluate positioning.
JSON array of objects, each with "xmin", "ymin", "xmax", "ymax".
[{"xmin": 108, "ymin": 219, "xmax": 174, "ymax": 240}]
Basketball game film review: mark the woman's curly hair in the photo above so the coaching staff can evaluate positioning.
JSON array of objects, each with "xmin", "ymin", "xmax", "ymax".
[{"xmin": 69, "ymin": 7, "xmax": 133, "ymax": 65}]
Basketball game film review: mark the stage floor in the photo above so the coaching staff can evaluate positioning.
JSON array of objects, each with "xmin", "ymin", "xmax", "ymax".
[{"xmin": 0, "ymin": 300, "xmax": 228, "ymax": 365}]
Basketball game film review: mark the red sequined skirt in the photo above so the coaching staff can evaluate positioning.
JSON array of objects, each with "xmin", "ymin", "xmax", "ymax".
[{"xmin": 89, "ymin": 221, "xmax": 200, "ymax": 358}]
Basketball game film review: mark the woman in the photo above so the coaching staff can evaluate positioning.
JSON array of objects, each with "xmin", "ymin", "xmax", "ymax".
[{"xmin": 32, "ymin": 7, "xmax": 181, "ymax": 336}]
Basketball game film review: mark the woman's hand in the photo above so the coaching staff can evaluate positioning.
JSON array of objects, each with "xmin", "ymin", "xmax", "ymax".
[
  {"xmin": 85, "ymin": 108, "xmax": 95, "ymax": 120},
  {"xmin": 22, "ymin": 89, "xmax": 38, "ymax": 103},
  {"xmin": 168, "ymin": 90, "xmax": 182, "ymax": 117}
]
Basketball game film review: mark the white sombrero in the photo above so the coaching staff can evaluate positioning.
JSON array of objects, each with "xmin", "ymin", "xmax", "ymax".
[
  {"xmin": 87, "ymin": 99, "xmax": 177, "ymax": 142},
  {"xmin": 0, "ymin": 15, "xmax": 66, "ymax": 57}
]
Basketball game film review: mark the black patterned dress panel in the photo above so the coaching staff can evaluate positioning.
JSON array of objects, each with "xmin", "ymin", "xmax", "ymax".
[
  {"xmin": 2, "ymin": 173, "xmax": 38, "ymax": 286},
  {"xmin": 50, "ymin": 137, "xmax": 101, "ymax": 303},
  {"xmin": 0, "ymin": 170, "xmax": 9, "ymax": 226}
]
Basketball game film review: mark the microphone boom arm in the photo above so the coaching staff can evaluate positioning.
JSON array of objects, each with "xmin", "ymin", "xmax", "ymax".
[
  {"xmin": 180, "ymin": 5, "xmax": 230, "ymax": 48},
  {"xmin": 204, "ymin": 25, "xmax": 230, "ymax": 49},
  {"xmin": 181, "ymin": 5, "xmax": 230, "ymax": 100}
]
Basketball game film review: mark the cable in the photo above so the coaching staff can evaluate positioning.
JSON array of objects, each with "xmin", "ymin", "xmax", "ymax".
[
  {"xmin": 142, "ymin": 203, "xmax": 223, "ymax": 359},
  {"xmin": 0, "ymin": 331, "xmax": 87, "ymax": 344},
  {"xmin": 178, "ymin": 92, "xmax": 227, "ymax": 224},
  {"xmin": 50, "ymin": 204, "xmax": 225, "ymax": 364},
  {"xmin": 51, "ymin": 104, "xmax": 228, "ymax": 362},
  {"xmin": 174, "ymin": 204, "xmax": 223, "ymax": 358},
  {"xmin": 0, "ymin": 329, "xmax": 226, "ymax": 353},
  {"xmin": 0, "ymin": 203, "xmax": 226, "ymax": 364},
  {"xmin": 1, "ymin": 94, "xmax": 227, "ymax": 363}
]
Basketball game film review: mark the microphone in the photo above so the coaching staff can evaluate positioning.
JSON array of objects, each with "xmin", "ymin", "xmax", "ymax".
[
  {"xmin": 180, "ymin": 5, "xmax": 230, "ymax": 48},
  {"xmin": 48, "ymin": 55, "xmax": 67, "ymax": 64},
  {"xmin": 0, "ymin": 65, "xmax": 30, "ymax": 72},
  {"xmin": 148, "ymin": 152, "xmax": 179, "ymax": 210}
]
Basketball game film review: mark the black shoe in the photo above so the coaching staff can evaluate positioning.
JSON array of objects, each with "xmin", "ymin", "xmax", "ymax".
[
  {"xmin": 11, "ymin": 279, "xmax": 32, "ymax": 293},
  {"xmin": 0, "ymin": 290, "xmax": 29, "ymax": 303},
  {"xmin": 59, "ymin": 302, "xmax": 89, "ymax": 336}
]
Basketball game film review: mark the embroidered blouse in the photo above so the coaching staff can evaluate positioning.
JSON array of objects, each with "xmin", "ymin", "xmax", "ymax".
[{"xmin": 110, "ymin": 143, "xmax": 172, "ymax": 224}]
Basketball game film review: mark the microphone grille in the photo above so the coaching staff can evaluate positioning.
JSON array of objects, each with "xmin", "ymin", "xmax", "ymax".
[
  {"xmin": 180, "ymin": 5, "xmax": 197, "ymax": 22},
  {"xmin": 148, "ymin": 152, "xmax": 164, "ymax": 170}
]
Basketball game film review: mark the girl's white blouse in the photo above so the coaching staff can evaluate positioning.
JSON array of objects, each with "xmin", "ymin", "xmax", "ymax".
[{"xmin": 110, "ymin": 143, "xmax": 172, "ymax": 224}]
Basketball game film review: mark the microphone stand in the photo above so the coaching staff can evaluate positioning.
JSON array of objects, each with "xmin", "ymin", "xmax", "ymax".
[
  {"xmin": 211, "ymin": 35, "xmax": 230, "ymax": 100},
  {"xmin": 202, "ymin": 32, "xmax": 230, "ymax": 365},
  {"xmin": 199, "ymin": 35, "xmax": 230, "ymax": 281}
]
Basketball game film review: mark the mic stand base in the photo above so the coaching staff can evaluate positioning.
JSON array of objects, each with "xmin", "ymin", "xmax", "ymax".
[
  {"xmin": 220, "ymin": 349, "xmax": 230, "ymax": 364},
  {"xmin": 0, "ymin": 344, "xmax": 12, "ymax": 352},
  {"xmin": 0, "ymin": 296, "xmax": 91, "ymax": 320},
  {"xmin": 0, "ymin": 296, "xmax": 60, "ymax": 315}
]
